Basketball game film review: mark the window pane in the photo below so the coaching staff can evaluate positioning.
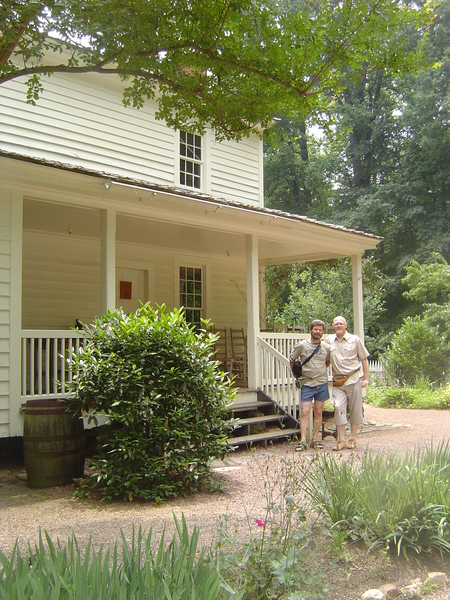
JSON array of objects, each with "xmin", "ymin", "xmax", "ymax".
[
  {"xmin": 180, "ymin": 130, "xmax": 202, "ymax": 190},
  {"xmin": 180, "ymin": 264, "xmax": 203, "ymax": 325}
]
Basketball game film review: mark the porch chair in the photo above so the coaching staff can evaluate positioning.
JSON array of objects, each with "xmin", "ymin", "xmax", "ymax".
[
  {"xmin": 212, "ymin": 327, "xmax": 231, "ymax": 374},
  {"xmin": 291, "ymin": 323, "xmax": 306, "ymax": 333},
  {"xmin": 272, "ymin": 321, "xmax": 289, "ymax": 332},
  {"xmin": 230, "ymin": 328, "xmax": 248, "ymax": 387}
]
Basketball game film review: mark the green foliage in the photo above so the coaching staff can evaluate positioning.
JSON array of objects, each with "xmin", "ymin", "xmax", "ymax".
[
  {"xmin": 303, "ymin": 442, "xmax": 450, "ymax": 557},
  {"xmin": 402, "ymin": 253, "xmax": 450, "ymax": 346},
  {"xmin": 366, "ymin": 377, "xmax": 450, "ymax": 409},
  {"xmin": 264, "ymin": 257, "xmax": 385, "ymax": 356},
  {"xmin": 382, "ymin": 316, "xmax": 450, "ymax": 386},
  {"xmin": 262, "ymin": 0, "xmax": 450, "ymax": 343},
  {"xmin": 66, "ymin": 304, "xmax": 235, "ymax": 501},
  {"xmin": 0, "ymin": 0, "xmax": 429, "ymax": 140},
  {"xmin": 215, "ymin": 450, "xmax": 328, "ymax": 599},
  {"xmin": 0, "ymin": 515, "xmax": 238, "ymax": 599},
  {"xmin": 403, "ymin": 253, "xmax": 450, "ymax": 305}
]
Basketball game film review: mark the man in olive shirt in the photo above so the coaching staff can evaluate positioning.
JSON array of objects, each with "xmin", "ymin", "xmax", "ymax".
[
  {"xmin": 290, "ymin": 319, "xmax": 330, "ymax": 451},
  {"xmin": 327, "ymin": 316, "xmax": 370, "ymax": 451}
]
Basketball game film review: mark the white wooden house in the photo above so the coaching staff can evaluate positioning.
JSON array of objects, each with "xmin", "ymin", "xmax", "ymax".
[{"xmin": 0, "ymin": 68, "xmax": 381, "ymax": 440}]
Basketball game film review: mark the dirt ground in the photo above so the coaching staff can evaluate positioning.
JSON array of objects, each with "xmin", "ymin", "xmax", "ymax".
[{"xmin": 1, "ymin": 404, "xmax": 450, "ymax": 599}]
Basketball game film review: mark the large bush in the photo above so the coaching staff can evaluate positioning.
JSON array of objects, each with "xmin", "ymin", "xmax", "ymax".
[
  {"xmin": 66, "ymin": 304, "xmax": 235, "ymax": 501},
  {"xmin": 382, "ymin": 316, "xmax": 450, "ymax": 385}
]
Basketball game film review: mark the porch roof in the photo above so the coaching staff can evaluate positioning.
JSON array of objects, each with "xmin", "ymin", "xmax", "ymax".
[{"xmin": 1, "ymin": 151, "xmax": 382, "ymax": 264}]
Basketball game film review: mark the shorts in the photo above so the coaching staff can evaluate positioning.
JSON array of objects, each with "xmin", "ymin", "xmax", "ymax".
[{"xmin": 301, "ymin": 382, "xmax": 329, "ymax": 403}]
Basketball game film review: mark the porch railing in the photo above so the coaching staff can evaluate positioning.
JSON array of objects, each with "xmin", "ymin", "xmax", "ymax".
[
  {"xmin": 21, "ymin": 330, "xmax": 85, "ymax": 399},
  {"xmin": 257, "ymin": 334, "xmax": 305, "ymax": 419},
  {"xmin": 20, "ymin": 329, "xmax": 384, "ymax": 404}
]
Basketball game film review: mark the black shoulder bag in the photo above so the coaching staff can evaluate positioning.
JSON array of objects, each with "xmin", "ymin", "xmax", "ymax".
[{"xmin": 292, "ymin": 343, "xmax": 321, "ymax": 378}]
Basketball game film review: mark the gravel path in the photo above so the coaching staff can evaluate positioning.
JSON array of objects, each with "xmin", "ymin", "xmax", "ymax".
[{"xmin": 1, "ymin": 405, "xmax": 450, "ymax": 599}]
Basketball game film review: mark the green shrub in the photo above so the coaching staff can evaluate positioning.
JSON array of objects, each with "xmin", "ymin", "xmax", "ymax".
[
  {"xmin": 365, "ymin": 377, "xmax": 448, "ymax": 409},
  {"xmin": 382, "ymin": 316, "xmax": 450, "ymax": 386},
  {"xmin": 303, "ymin": 442, "xmax": 450, "ymax": 557},
  {"xmin": 66, "ymin": 304, "xmax": 235, "ymax": 501},
  {"xmin": 0, "ymin": 515, "xmax": 238, "ymax": 599}
]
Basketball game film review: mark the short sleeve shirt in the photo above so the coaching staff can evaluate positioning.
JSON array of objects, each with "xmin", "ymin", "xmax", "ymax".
[
  {"xmin": 290, "ymin": 340, "xmax": 330, "ymax": 387},
  {"xmin": 326, "ymin": 332, "xmax": 369, "ymax": 386}
]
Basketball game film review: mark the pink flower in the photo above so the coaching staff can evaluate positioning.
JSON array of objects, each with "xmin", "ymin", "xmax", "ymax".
[{"xmin": 256, "ymin": 519, "xmax": 265, "ymax": 528}]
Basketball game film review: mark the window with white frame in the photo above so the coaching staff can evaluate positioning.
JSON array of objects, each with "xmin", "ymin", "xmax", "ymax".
[
  {"xmin": 179, "ymin": 265, "xmax": 203, "ymax": 327},
  {"xmin": 180, "ymin": 131, "xmax": 202, "ymax": 189}
]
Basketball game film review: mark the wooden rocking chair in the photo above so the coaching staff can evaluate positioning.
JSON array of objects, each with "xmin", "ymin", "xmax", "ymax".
[{"xmin": 230, "ymin": 327, "xmax": 248, "ymax": 386}]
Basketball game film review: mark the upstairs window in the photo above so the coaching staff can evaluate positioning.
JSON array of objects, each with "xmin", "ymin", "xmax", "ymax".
[
  {"xmin": 180, "ymin": 266, "xmax": 203, "ymax": 327},
  {"xmin": 180, "ymin": 131, "xmax": 202, "ymax": 189}
]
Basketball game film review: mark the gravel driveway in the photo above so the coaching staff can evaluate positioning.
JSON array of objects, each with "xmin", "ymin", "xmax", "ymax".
[{"xmin": 1, "ymin": 405, "xmax": 450, "ymax": 599}]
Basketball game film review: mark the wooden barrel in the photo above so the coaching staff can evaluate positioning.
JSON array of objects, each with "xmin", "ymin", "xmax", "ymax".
[{"xmin": 23, "ymin": 399, "xmax": 85, "ymax": 488}]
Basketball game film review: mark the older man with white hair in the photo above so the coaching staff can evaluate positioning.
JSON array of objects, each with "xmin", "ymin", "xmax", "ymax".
[{"xmin": 327, "ymin": 316, "xmax": 369, "ymax": 451}]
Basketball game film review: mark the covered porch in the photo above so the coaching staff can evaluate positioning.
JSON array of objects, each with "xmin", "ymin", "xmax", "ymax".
[{"xmin": 3, "ymin": 155, "xmax": 381, "ymax": 437}]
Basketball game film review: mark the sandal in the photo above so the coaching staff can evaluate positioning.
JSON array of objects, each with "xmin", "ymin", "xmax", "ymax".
[
  {"xmin": 295, "ymin": 441, "xmax": 308, "ymax": 452},
  {"xmin": 332, "ymin": 441, "xmax": 347, "ymax": 451},
  {"xmin": 310, "ymin": 440, "xmax": 324, "ymax": 450},
  {"xmin": 346, "ymin": 438, "xmax": 357, "ymax": 450}
]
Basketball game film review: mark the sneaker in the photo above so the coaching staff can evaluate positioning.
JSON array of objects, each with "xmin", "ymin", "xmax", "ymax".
[{"xmin": 295, "ymin": 441, "xmax": 308, "ymax": 452}]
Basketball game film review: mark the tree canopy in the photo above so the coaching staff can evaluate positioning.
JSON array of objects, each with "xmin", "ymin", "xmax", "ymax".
[
  {"xmin": 1, "ymin": 0, "xmax": 429, "ymax": 139},
  {"xmin": 263, "ymin": 0, "xmax": 450, "ymax": 355}
]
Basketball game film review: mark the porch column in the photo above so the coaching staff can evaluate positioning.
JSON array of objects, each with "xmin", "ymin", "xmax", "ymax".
[
  {"xmin": 100, "ymin": 208, "xmax": 116, "ymax": 314},
  {"xmin": 351, "ymin": 253, "xmax": 364, "ymax": 343},
  {"xmin": 9, "ymin": 190, "xmax": 23, "ymax": 436},
  {"xmin": 246, "ymin": 234, "xmax": 260, "ymax": 389}
]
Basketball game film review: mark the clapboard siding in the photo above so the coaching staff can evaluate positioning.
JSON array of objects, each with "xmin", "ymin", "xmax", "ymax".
[
  {"xmin": 209, "ymin": 136, "xmax": 262, "ymax": 205},
  {"xmin": 22, "ymin": 229, "xmax": 249, "ymax": 331},
  {"xmin": 0, "ymin": 193, "xmax": 11, "ymax": 433},
  {"xmin": 1, "ymin": 76, "xmax": 175, "ymax": 184},
  {"xmin": 22, "ymin": 231, "xmax": 102, "ymax": 329},
  {"xmin": 210, "ymin": 258, "xmax": 247, "ymax": 329}
]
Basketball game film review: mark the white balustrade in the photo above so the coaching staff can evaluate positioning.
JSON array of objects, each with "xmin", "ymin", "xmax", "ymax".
[{"xmin": 21, "ymin": 330, "xmax": 85, "ymax": 399}]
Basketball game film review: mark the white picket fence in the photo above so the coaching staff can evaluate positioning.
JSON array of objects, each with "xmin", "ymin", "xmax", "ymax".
[{"xmin": 368, "ymin": 360, "xmax": 385, "ymax": 373}]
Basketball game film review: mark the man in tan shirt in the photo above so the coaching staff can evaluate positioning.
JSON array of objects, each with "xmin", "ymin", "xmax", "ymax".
[
  {"xmin": 290, "ymin": 319, "xmax": 330, "ymax": 451},
  {"xmin": 327, "ymin": 316, "xmax": 369, "ymax": 451}
]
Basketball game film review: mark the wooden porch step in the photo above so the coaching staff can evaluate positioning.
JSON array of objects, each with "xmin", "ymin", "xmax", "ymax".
[
  {"xmin": 227, "ymin": 389, "xmax": 300, "ymax": 448},
  {"xmin": 227, "ymin": 427, "xmax": 299, "ymax": 448},
  {"xmin": 237, "ymin": 414, "xmax": 286, "ymax": 426},
  {"xmin": 229, "ymin": 400, "xmax": 274, "ymax": 414}
]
